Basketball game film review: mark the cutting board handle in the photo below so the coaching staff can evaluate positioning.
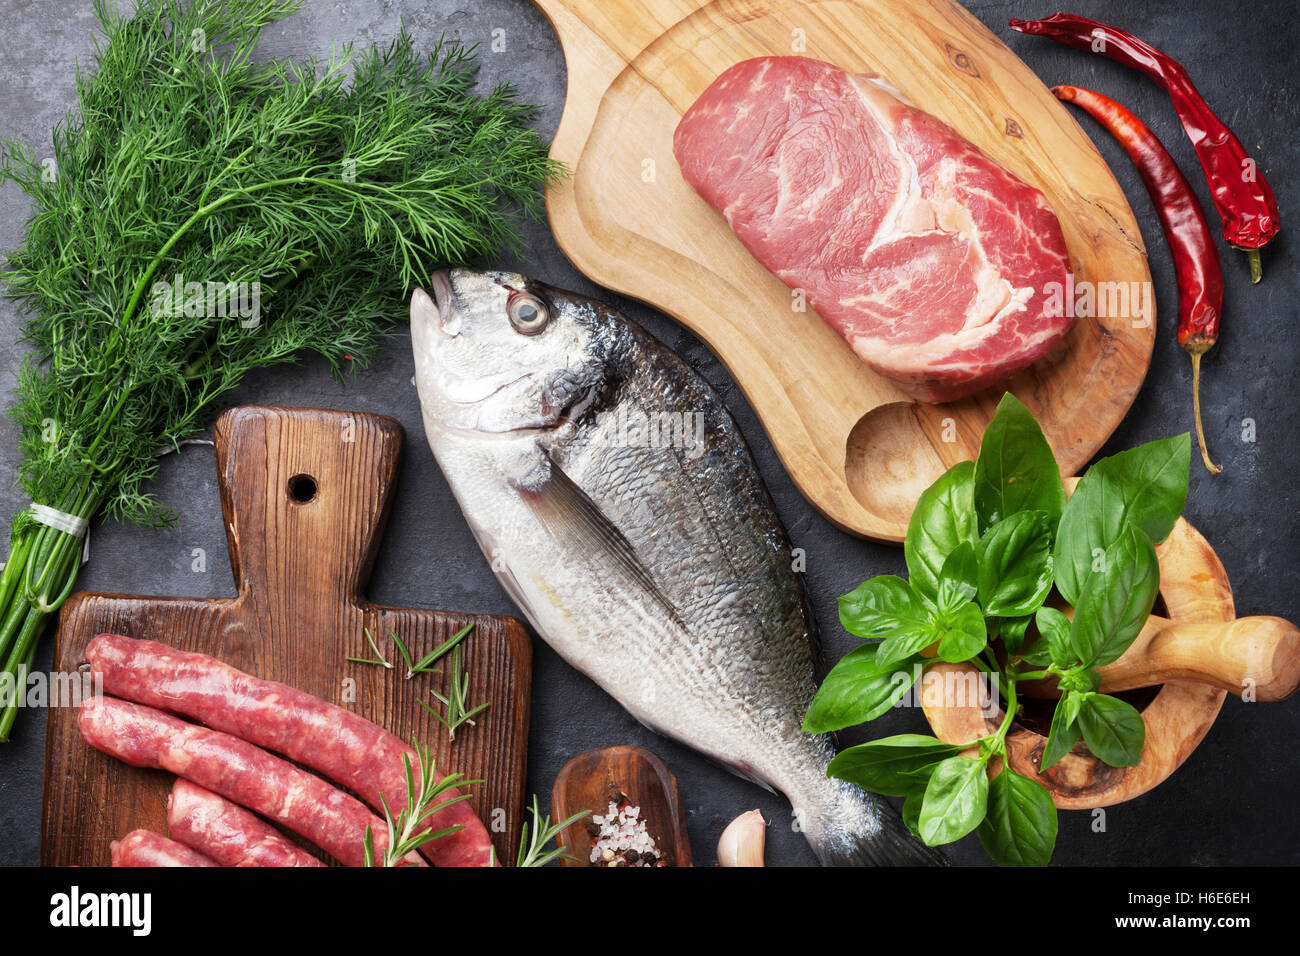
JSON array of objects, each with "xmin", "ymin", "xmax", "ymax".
[{"xmin": 212, "ymin": 406, "xmax": 403, "ymax": 614}]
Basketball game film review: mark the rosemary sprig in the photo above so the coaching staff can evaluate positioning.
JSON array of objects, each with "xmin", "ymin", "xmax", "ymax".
[
  {"xmin": 362, "ymin": 738, "xmax": 477, "ymax": 867},
  {"xmin": 408, "ymin": 623, "xmax": 474, "ymax": 678},
  {"xmin": 345, "ymin": 627, "xmax": 392, "ymax": 668},
  {"xmin": 512, "ymin": 796, "xmax": 590, "ymax": 868},
  {"xmin": 419, "ymin": 645, "xmax": 488, "ymax": 740},
  {"xmin": 346, "ymin": 622, "xmax": 474, "ymax": 678}
]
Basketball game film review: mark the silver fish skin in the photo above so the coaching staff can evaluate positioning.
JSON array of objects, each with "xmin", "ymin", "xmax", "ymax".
[{"xmin": 411, "ymin": 268, "xmax": 944, "ymax": 866}]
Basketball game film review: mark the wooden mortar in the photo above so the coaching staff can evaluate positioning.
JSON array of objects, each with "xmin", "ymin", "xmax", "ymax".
[{"xmin": 921, "ymin": 496, "xmax": 1300, "ymax": 809}]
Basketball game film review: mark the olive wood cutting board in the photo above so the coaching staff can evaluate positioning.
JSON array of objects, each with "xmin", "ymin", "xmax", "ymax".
[
  {"xmin": 42, "ymin": 405, "xmax": 532, "ymax": 866},
  {"xmin": 533, "ymin": 0, "xmax": 1155, "ymax": 541}
]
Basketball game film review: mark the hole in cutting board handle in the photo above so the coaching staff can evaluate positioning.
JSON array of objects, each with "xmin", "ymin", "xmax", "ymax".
[{"xmin": 287, "ymin": 473, "xmax": 317, "ymax": 503}]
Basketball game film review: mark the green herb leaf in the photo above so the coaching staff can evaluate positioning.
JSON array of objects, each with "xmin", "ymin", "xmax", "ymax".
[
  {"xmin": 366, "ymin": 738, "xmax": 473, "ymax": 866},
  {"xmin": 1034, "ymin": 606, "xmax": 1075, "ymax": 668},
  {"xmin": 1060, "ymin": 688, "xmax": 1088, "ymax": 728},
  {"xmin": 975, "ymin": 510, "xmax": 1055, "ymax": 616},
  {"xmin": 877, "ymin": 625, "xmax": 941, "ymax": 669},
  {"xmin": 990, "ymin": 615, "xmax": 1033, "ymax": 655},
  {"xmin": 1040, "ymin": 696, "xmax": 1082, "ymax": 772},
  {"xmin": 408, "ymin": 622, "xmax": 474, "ymax": 678},
  {"xmin": 977, "ymin": 769, "xmax": 1058, "ymax": 866},
  {"xmin": 904, "ymin": 461, "xmax": 978, "ymax": 599},
  {"xmin": 802, "ymin": 644, "xmax": 918, "ymax": 733},
  {"xmin": 935, "ymin": 542, "xmax": 979, "ymax": 611},
  {"xmin": 1054, "ymin": 434, "xmax": 1189, "ymax": 603},
  {"xmin": 516, "ymin": 795, "xmax": 589, "ymax": 867},
  {"xmin": 1070, "ymin": 523, "xmax": 1159, "ymax": 667},
  {"xmin": 419, "ymin": 644, "xmax": 489, "ymax": 740},
  {"xmin": 1019, "ymin": 640, "xmax": 1054, "ymax": 669},
  {"xmin": 901, "ymin": 792, "xmax": 925, "ymax": 840},
  {"xmin": 1077, "ymin": 693, "xmax": 1146, "ymax": 767},
  {"xmin": 1058, "ymin": 668, "xmax": 1102, "ymax": 694},
  {"xmin": 918, "ymin": 756, "xmax": 989, "ymax": 845},
  {"xmin": 827, "ymin": 734, "xmax": 962, "ymax": 797},
  {"xmin": 934, "ymin": 602, "xmax": 988, "ymax": 663},
  {"xmin": 837, "ymin": 575, "xmax": 930, "ymax": 640},
  {"xmin": 972, "ymin": 394, "xmax": 1066, "ymax": 536}
]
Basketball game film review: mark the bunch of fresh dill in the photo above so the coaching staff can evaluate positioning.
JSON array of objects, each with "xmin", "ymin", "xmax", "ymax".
[{"xmin": 0, "ymin": 0, "xmax": 562, "ymax": 739}]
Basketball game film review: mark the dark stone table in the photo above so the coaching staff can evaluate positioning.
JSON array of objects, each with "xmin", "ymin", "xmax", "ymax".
[{"xmin": 0, "ymin": 0, "xmax": 1294, "ymax": 866}]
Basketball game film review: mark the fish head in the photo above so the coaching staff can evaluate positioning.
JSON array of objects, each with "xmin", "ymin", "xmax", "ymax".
[{"xmin": 411, "ymin": 269, "xmax": 614, "ymax": 435}]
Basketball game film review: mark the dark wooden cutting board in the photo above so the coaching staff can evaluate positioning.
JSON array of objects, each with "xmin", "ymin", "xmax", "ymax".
[{"xmin": 41, "ymin": 405, "xmax": 532, "ymax": 866}]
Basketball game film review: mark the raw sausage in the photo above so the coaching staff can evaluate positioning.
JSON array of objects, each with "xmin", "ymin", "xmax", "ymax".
[
  {"xmin": 111, "ymin": 830, "xmax": 218, "ymax": 867},
  {"xmin": 168, "ymin": 779, "xmax": 325, "ymax": 867},
  {"xmin": 80, "ymin": 696, "xmax": 424, "ymax": 867},
  {"xmin": 85, "ymin": 633, "xmax": 495, "ymax": 866}
]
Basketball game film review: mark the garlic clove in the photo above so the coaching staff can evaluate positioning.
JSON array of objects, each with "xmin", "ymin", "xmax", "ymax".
[{"xmin": 717, "ymin": 809, "xmax": 766, "ymax": 867}]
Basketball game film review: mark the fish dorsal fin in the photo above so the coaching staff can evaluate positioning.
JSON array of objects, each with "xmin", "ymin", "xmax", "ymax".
[{"xmin": 518, "ymin": 454, "xmax": 689, "ymax": 631}]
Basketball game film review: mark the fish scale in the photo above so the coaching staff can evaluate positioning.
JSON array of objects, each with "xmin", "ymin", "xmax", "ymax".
[{"xmin": 411, "ymin": 268, "xmax": 946, "ymax": 866}]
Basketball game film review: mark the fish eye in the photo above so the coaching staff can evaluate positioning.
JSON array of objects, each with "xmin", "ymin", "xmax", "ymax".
[{"xmin": 507, "ymin": 292, "xmax": 550, "ymax": 335}]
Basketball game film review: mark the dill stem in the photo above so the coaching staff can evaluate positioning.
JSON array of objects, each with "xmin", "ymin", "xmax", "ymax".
[{"xmin": 0, "ymin": 602, "xmax": 50, "ymax": 742}]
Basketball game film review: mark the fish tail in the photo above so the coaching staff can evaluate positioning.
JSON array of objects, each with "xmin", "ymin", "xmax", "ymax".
[{"xmin": 803, "ymin": 779, "xmax": 949, "ymax": 867}]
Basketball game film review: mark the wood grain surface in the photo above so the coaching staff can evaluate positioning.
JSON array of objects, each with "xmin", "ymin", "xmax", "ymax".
[
  {"xmin": 551, "ymin": 745, "xmax": 693, "ymax": 867},
  {"xmin": 42, "ymin": 406, "xmax": 532, "ymax": 866},
  {"xmin": 533, "ymin": 0, "xmax": 1155, "ymax": 541}
]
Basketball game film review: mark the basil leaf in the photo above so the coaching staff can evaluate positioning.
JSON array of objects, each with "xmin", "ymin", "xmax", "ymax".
[
  {"xmin": 1059, "ymin": 688, "xmax": 1087, "ymax": 728},
  {"xmin": 837, "ymin": 575, "xmax": 929, "ymax": 640},
  {"xmin": 972, "ymin": 393, "xmax": 1066, "ymax": 535},
  {"xmin": 990, "ymin": 615, "xmax": 1032, "ymax": 655},
  {"xmin": 976, "ymin": 511, "xmax": 1054, "ymax": 616},
  {"xmin": 977, "ymin": 770, "xmax": 1058, "ymax": 867},
  {"xmin": 934, "ymin": 602, "xmax": 988, "ymax": 663},
  {"xmin": 1077, "ymin": 694, "xmax": 1146, "ymax": 767},
  {"xmin": 1040, "ymin": 696, "xmax": 1082, "ymax": 772},
  {"xmin": 936, "ymin": 542, "xmax": 978, "ymax": 611},
  {"xmin": 827, "ymin": 734, "xmax": 962, "ymax": 797},
  {"xmin": 803, "ymin": 644, "xmax": 918, "ymax": 733},
  {"xmin": 1035, "ymin": 606, "xmax": 1075, "ymax": 668},
  {"xmin": 1070, "ymin": 523, "xmax": 1159, "ymax": 667},
  {"xmin": 901, "ymin": 792, "xmax": 925, "ymax": 840},
  {"xmin": 1019, "ymin": 640, "xmax": 1054, "ymax": 668},
  {"xmin": 1058, "ymin": 667, "xmax": 1101, "ymax": 694},
  {"xmin": 1053, "ymin": 434, "xmax": 1189, "ymax": 604},
  {"xmin": 904, "ymin": 461, "xmax": 977, "ymax": 599},
  {"xmin": 876, "ymin": 623, "xmax": 940, "ymax": 669},
  {"xmin": 918, "ymin": 756, "xmax": 989, "ymax": 845}
]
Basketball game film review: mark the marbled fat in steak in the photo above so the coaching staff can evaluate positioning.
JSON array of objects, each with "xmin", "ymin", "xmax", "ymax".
[{"xmin": 673, "ymin": 56, "xmax": 1074, "ymax": 403}]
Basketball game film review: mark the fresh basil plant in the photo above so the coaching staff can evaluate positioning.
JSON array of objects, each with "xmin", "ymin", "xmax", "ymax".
[{"xmin": 806, "ymin": 393, "xmax": 1191, "ymax": 866}]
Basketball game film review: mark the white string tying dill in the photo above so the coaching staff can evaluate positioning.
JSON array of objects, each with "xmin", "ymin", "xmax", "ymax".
[
  {"xmin": 2, "ymin": 440, "xmax": 218, "ymax": 572},
  {"xmin": 26, "ymin": 503, "xmax": 91, "ymax": 565}
]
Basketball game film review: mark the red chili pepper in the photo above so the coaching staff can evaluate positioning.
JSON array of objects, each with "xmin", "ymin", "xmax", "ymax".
[
  {"xmin": 1053, "ymin": 85, "xmax": 1224, "ymax": 474},
  {"xmin": 1012, "ymin": 14, "xmax": 1279, "ymax": 283}
]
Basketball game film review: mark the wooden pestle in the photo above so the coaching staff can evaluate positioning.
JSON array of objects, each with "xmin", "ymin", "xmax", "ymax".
[{"xmin": 1019, "ymin": 613, "xmax": 1300, "ymax": 702}]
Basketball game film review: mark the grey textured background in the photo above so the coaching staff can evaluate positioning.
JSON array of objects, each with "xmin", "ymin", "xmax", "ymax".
[{"xmin": 0, "ymin": 0, "xmax": 1295, "ymax": 867}]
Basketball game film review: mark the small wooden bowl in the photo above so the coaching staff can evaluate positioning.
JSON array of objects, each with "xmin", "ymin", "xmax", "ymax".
[
  {"xmin": 922, "ymin": 491, "xmax": 1299, "ymax": 809},
  {"xmin": 551, "ymin": 745, "xmax": 692, "ymax": 867}
]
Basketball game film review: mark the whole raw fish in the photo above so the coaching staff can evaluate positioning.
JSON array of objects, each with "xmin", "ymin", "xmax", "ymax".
[{"xmin": 411, "ymin": 269, "xmax": 944, "ymax": 865}]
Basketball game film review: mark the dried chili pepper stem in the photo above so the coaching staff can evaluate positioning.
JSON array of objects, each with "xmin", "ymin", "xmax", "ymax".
[
  {"xmin": 1245, "ymin": 249, "xmax": 1262, "ymax": 285},
  {"xmin": 1054, "ymin": 85, "xmax": 1224, "ymax": 474},
  {"xmin": 1014, "ymin": 14, "xmax": 1279, "ymax": 282},
  {"xmin": 1187, "ymin": 348, "xmax": 1222, "ymax": 474}
]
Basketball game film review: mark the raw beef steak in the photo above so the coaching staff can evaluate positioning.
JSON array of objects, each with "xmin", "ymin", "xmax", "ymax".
[{"xmin": 673, "ymin": 56, "xmax": 1073, "ymax": 403}]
